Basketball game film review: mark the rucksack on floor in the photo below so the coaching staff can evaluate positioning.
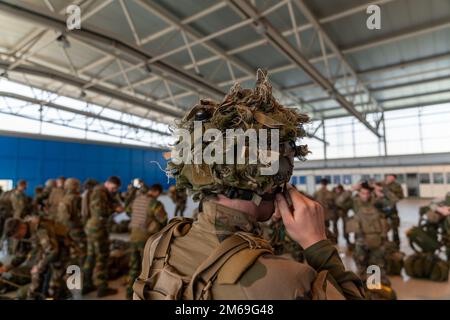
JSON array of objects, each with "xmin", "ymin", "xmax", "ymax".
[
  {"xmin": 384, "ymin": 242, "xmax": 405, "ymax": 276},
  {"xmin": 404, "ymin": 253, "xmax": 449, "ymax": 282},
  {"xmin": 133, "ymin": 217, "xmax": 273, "ymax": 300},
  {"xmin": 406, "ymin": 225, "xmax": 441, "ymax": 254}
]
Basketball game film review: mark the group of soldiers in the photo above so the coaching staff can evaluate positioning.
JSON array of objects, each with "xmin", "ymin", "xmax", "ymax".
[
  {"xmin": 261, "ymin": 174, "xmax": 405, "ymax": 298},
  {"xmin": 0, "ymin": 175, "xmax": 184, "ymax": 300}
]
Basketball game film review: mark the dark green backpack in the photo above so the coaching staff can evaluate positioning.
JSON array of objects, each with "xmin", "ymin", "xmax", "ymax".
[
  {"xmin": 404, "ymin": 253, "xmax": 449, "ymax": 282},
  {"xmin": 384, "ymin": 242, "xmax": 405, "ymax": 276},
  {"xmin": 407, "ymin": 225, "xmax": 441, "ymax": 253}
]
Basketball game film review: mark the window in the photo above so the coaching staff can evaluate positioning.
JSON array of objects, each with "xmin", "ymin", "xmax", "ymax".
[
  {"xmin": 396, "ymin": 174, "xmax": 405, "ymax": 184},
  {"xmin": 343, "ymin": 175, "xmax": 352, "ymax": 185},
  {"xmin": 361, "ymin": 174, "xmax": 370, "ymax": 182},
  {"xmin": 373, "ymin": 174, "xmax": 382, "ymax": 181},
  {"xmin": 419, "ymin": 173, "xmax": 430, "ymax": 184},
  {"xmin": 290, "ymin": 176, "xmax": 298, "ymax": 185},
  {"xmin": 298, "ymin": 176, "xmax": 306, "ymax": 185},
  {"xmin": 315, "ymin": 176, "xmax": 322, "ymax": 184},
  {"xmin": 333, "ymin": 175, "xmax": 341, "ymax": 185},
  {"xmin": 324, "ymin": 175, "xmax": 332, "ymax": 183},
  {"xmin": 447, "ymin": 173, "xmax": 450, "ymax": 184},
  {"xmin": 433, "ymin": 173, "xmax": 444, "ymax": 184}
]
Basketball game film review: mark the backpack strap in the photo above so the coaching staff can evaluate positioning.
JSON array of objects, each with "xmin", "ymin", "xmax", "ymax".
[
  {"xmin": 184, "ymin": 232, "xmax": 272, "ymax": 300},
  {"xmin": 133, "ymin": 217, "xmax": 192, "ymax": 299}
]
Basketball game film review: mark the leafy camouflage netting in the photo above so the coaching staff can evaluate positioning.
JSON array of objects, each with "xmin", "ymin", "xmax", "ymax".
[{"xmin": 167, "ymin": 70, "xmax": 310, "ymax": 201}]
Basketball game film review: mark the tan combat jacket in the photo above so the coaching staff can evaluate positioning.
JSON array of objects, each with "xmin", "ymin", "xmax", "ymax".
[{"xmin": 165, "ymin": 200, "xmax": 364, "ymax": 300}]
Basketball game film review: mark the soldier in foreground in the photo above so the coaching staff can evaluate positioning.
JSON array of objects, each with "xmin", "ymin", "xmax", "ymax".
[
  {"xmin": 83, "ymin": 176, "xmax": 123, "ymax": 297},
  {"xmin": 133, "ymin": 70, "xmax": 364, "ymax": 300},
  {"xmin": 126, "ymin": 183, "xmax": 167, "ymax": 299}
]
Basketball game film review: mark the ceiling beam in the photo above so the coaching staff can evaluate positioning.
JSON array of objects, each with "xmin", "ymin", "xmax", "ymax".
[
  {"xmin": 0, "ymin": 91, "xmax": 169, "ymax": 136},
  {"xmin": 226, "ymin": 0, "xmax": 381, "ymax": 137},
  {"xmin": 0, "ymin": 60, "xmax": 183, "ymax": 118},
  {"xmin": 293, "ymin": 0, "xmax": 382, "ymax": 114},
  {"xmin": 0, "ymin": 0, "xmax": 226, "ymax": 99}
]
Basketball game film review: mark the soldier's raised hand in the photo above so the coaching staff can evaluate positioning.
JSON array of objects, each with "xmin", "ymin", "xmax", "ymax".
[{"xmin": 275, "ymin": 185, "xmax": 326, "ymax": 249}]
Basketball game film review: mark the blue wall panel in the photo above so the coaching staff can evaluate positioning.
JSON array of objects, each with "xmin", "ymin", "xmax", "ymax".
[{"xmin": 0, "ymin": 134, "xmax": 173, "ymax": 196}]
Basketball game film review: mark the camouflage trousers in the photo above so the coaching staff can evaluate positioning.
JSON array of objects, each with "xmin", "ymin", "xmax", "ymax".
[
  {"xmin": 83, "ymin": 227, "xmax": 110, "ymax": 289},
  {"xmin": 174, "ymin": 204, "xmax": 186, "ymax": 217},
  {"xmin": 386, "ymin": 214, "xmax": 400, "ymax": 247},
  {"xmin": 69, "ymin": 228, "xmax": 87, "ymax": 267},
  {"xmin": 28, "ymin": 246, "xmax": 71, "ymax": 299},
  {"xmin": 353, "ymin": 241, "xmax": 386, "ymax": 277},
  {"xmin": 127, "ymin": 240, "xmax": 146, "ymax": 299}
]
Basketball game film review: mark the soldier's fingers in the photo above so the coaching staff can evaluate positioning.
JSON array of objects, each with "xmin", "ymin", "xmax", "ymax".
[
  {"xmin": 287, "ymin": 187, "xmax": 310, "ymax": 212},
  {"xmin": 275, "ymin": 194, "xmax": 293, "ymax": 224},
  {"xmin": 273, "ymin": 201, "xmax": 281, "ymax": 219}
]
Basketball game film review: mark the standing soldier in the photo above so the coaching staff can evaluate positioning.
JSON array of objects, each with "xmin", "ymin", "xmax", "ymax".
[
  {"xmin": 3, "ymin": 217, "xmax": 72, "ymax": 299},
  {"xmin": 11, "ymin": 180, "xmax": 29, "ymax": 219},
  {"xmin": 80, "ymin": 179, "xmax": 98, "ymax": 225},
  {"xmin": 338, "ymin": 182, "xmax": 396, "ymax": 299},
  {"xmin": 35, "ymin": 179, "xmax": 56, "ymax": 216},
  {"xmin": 47, "ymin": 176, "xmax": 66, "ymax": 220},
  {"xmin": 133, "ymin": 70, "xmax": 363, "ymax": 300},
  {"xmin": 0, "ymin": 188, "xmax": 13, "ymax": 237},
  {"xmin": 383, "ymin": 174, "xmax": 404, "ymax": 248},
  {"xmin": 313, "ymin": 178, "xmax": 338, "ymax": 241},
  {"xmin": 82, "ymin": 176, "xmax": 123, "ymax": 297},
  {"xmin": 168, "ymin": 186, "xmax": 187, "ymax": 217},
  {"xmin": 56, "ymin": 178, "xmax": 86, "ymax": 267},
  {"xmin": 334, "ymin": 185, "xmax": 353, "ymax": 248},
  {"xmin": 126, "ymin": 184, "xmax": 167, "ymax": 299}
]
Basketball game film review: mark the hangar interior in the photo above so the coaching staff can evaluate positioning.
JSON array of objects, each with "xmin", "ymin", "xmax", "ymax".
[{"xmin": 0, "ymin": 0, "xmax": 449, "ymax": 300}]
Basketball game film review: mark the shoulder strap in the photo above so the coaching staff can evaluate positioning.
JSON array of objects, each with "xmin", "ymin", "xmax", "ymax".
[
  {"xmin": 184, "ymin": 232, "xmax": 273, "ymax": 300},
  {"xmin": 133, "ymin": 217, "xmax": 192, "ymax": 299}
]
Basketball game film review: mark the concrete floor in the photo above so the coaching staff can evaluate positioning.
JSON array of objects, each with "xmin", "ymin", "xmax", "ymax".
[{"xmin": 2, "ymin": 197, "xmax": 450, "ymax": 300}]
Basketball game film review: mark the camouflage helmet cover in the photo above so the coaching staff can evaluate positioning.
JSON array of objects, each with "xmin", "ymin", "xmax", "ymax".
[
  {"xmin": 167, "ymin": 70, "xmax": 310, "ymax": 202},
  {"xmin": 64, "ymin": 178, "xmax": 80, "ymax": 192}
]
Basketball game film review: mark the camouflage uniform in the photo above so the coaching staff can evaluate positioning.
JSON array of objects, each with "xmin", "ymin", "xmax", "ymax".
[
  {"xmin": 383, "ymin": 181, "xmax": 404, "ymax": 247},
  {"xmin": 135, "ymin": 200, "xmax": 363, "ymax": 299},
  {"xmin": 134, "ymin": 70, "xmax": 364, "ymax": 300},
  {"xmin": 127, "ymin": 193, "xmax": 167, "ymax": 298},
  {"xmin": 261, "ymin": 217, "xmax": 304, "ymax": 262},
  {"xmin": 428, "ymin": 193, "xmax": 450, "ymax": 261},
  {"xmin": 82, "ymin": 185, "xmax": 119, "ymax": 290},
  {"xmin": 0, "ymin": 231, "xmax": 34, "ymax": 294},
  {"xmin": 34, "ymin": 185, "xmax": 53, "ymax": 216},
  {"xmin": 10, "ymin": 189, "xmax": 30, "ymax": 219},
  {"xmin": 26, "ymin": 218, "xmax": 72, "ymax": 299},
  {"xmin": 47, "ymin": 187, "xmax": 65, "ymax": 220},
  {"xmin": 334, "ymin": 190, "xmax": 353, "ymax": 246},
  {"xmin": 169, "ymin": 186, "xmax": 187, "ymax": 217},
  {"xmin": 340, "ymin": 196, "xmax": 390, "ymax": 277},
  {"xmin": 0, "ymin": 190, "xmax": 13, "ymax": 237},
  {"xmin": 314, "ymin": 188, "xmax": 338, "ymax": 240},
  {"xmin": 56, "ymin": 190, "xmax": 86, "ymax": 267}
]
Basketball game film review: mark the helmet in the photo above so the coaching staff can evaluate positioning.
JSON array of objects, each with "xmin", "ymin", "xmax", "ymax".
[
  {"xmin": 83, "ymin": 178, "xmax": 99, "ymax": 191},
  {"xmin": 45, "ymin": 179, "xmax": 56, "ymax": 188},
  {"xmin": 167, "ymin": 70, "xmax": 309, "ymax": 203},
  {"xmin": 64, "ymin": 178, "xmax": 80, "ymax": 192}
]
